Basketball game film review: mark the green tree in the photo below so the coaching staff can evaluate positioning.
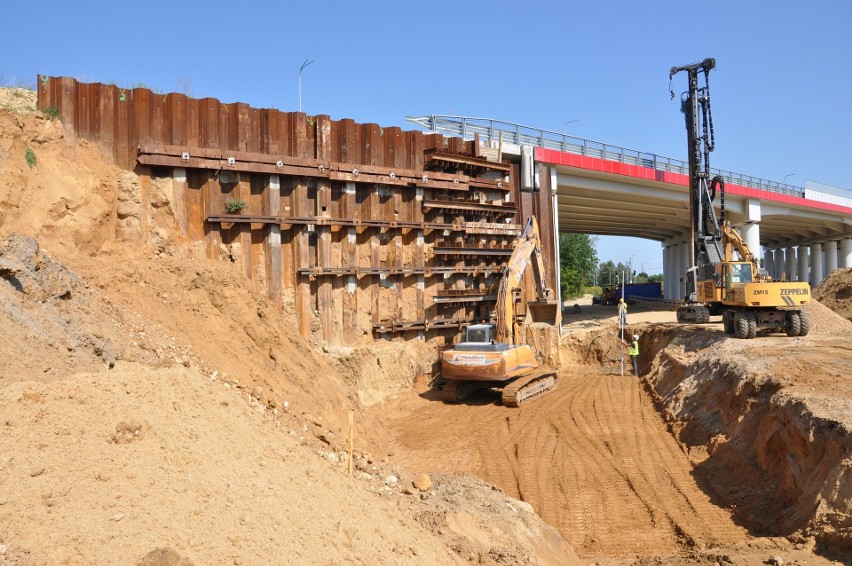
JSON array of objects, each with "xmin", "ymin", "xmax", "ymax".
[
  {"xmin": 598, "ymin": 260, "xmax": 630, "ymax": 287},
  {"xmin": 558, "ymin": 233, "xmax": 598, "ymax": 298}
]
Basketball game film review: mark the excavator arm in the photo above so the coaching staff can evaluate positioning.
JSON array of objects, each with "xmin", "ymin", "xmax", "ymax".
[
  {"xmin": 495, "ymin": 216, "xmax": 559, "ymax": 344},
  {"xmin": 722, "ymin": 222, "xmax": 759, "ymax": 272}
]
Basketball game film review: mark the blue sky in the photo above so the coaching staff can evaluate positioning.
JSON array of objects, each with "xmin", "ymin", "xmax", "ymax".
[{"xmin": 2, "ymin": 0, "xmax": 850, "ymax": 273}]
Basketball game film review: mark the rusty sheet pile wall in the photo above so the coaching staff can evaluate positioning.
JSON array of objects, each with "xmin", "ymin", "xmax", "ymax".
[{"xmin": 38, "ymin": 76, "xmax": 556, "ymax": 344}]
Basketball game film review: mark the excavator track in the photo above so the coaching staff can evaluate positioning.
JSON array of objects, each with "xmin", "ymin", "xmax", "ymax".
[
  {"xmin": 441, "ymin": 380, "xmax": 495, "ymax": 403},
  {"xmin": 501, "ymin": 370, "xmax": 558, "ymax": 407}
]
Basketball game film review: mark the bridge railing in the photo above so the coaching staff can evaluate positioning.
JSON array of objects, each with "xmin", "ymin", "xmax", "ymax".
[{"xmin": 407, "ymin": 115, "xmax": 808, "ymax": 198}]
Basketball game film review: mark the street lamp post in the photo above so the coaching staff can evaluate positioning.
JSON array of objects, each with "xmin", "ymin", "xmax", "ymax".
[
  {"xmin": 561, "ymin": 119, "xmax": 581, "ymax": 150},
  {"xmin": 783, "ymin": 173, "xmax": 795, "ymax": 185},
  {"xmin": 298, "ymin": 59, "xmax": 314, "ymax": 113},
  {"xmin": 562, "ymin": 119, "xmax": 581, "ymax": 134}
]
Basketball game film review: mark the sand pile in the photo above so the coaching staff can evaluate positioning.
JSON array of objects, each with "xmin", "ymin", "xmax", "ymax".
[{"xmin": 813, "ymin": 267, "xmax": 852, "ymax": 323}]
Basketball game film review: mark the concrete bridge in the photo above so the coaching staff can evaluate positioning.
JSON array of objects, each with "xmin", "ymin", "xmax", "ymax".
[{"xmin": 409, "ymin": 116, "xmax": 852, "ymax": 299}]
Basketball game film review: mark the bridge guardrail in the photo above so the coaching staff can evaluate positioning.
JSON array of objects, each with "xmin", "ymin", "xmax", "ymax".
[{"xmin": 407, "ymin": 115, "xmax": 840, "ymax": 200}]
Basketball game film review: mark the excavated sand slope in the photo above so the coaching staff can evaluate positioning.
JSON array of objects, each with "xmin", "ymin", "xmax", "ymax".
[
  {"xmin": 644, "ymin": 325, "xmax": 852, "ymax": 540},
  {"xmin": 1, "ymin": 89, "xmax": 581, "ymax": 565}
]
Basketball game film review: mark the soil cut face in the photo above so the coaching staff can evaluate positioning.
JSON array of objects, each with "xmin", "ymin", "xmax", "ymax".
[{"xmin": 0, "ymin": 90, "xmax": 579, "ymax": 566}]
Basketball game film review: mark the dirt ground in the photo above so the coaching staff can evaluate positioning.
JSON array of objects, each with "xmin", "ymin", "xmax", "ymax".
[
  {"xmin": 381, "ymin": 299, "xmax": 852, "ymax": 564},
  {"xmin": 2, "ymin": 87, "xmax": 851, "ymax": 565}
]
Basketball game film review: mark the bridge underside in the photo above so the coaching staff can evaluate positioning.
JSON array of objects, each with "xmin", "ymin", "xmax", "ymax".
[
  {"xmin": 552, "ymin": 164, "xmax": 852, "ymax": 298},
  {"xmin": 554, "ymin": 166, "xmax": 851, "ymax": 248}
]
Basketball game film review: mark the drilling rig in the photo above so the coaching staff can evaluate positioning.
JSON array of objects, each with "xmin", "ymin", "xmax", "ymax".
[{"xmin": 669, "ymin": 58, "xmax": 811, "ymax": 338}]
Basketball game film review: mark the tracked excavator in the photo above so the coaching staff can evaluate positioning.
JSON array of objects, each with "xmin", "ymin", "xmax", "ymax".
[
  {"xmin": 439, "ymin": 216, "xmax": 561, "ymax": 406},
  {"xmin": 670, "ymin": 58, "xmax": 811, "ymax": 339}
]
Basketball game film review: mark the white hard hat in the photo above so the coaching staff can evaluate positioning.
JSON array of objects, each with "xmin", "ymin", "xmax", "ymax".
[{"xmin": 633, "ymin": 335, "xmax": 639, "ymax": 340}]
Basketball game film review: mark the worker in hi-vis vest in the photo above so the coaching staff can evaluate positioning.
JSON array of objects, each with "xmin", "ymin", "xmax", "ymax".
[{"xmin": 624, "ymin": 334, "xmax": 639, "ymax": 376}]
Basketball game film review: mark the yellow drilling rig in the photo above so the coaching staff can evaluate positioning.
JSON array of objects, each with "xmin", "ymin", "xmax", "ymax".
[{"xmin": 670, "ymin": 58, "xmax": 811, "ymax": 338}]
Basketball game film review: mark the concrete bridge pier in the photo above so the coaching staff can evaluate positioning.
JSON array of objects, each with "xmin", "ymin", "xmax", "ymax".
[
  {"xmin": 664, "ymin": 243, "xmax": 676, "ymax": 300},
  {"xmin": 776, "ymin": 249, "xmax": 787, "ymax": 280},
  {"xmin": 785, "ymin": 246, "xmax": 797, "ymax": 281},
  {"xmin": 663, "ymin": 241, "xmax": 690, "ymax": 300},
  {"xmin": 662, "ymin": 245, "xmax": 673, "ymax": 299},
  {"xmin": 840, "ymin": 238, "xmax": 852, "ymax": 269},
  {"xmin": 765, "ymin": 250, "xmax": 775, "ymax": 281},
  {"xmin": 741, "ymin": 222, "xmax": 760, "ymax": 261},
  {"xmin": 798, "ymin": 245, "xmax": 810, "ymax": 283},
  {"xmin": 810, "ymin": 243, "xmax": 824, "ymax": 287},
  {"xmin": 825, "ymin": 240, "xmax": 839, "ymax": 275}
]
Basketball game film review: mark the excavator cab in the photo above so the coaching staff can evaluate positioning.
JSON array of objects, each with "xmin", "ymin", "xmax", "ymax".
[
  {"xmin": 463, "ymin": 324, "xmax": 493, "ymax": 343},
  {"xmin": 454, "ymin": 324, "xmax": 510, "ymax": 352},
  {"xmin": 728, "ymin": 262, "xmax": 753, "ymax": 285}
]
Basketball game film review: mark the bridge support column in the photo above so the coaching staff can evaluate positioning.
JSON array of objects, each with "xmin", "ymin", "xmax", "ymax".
[
  {"xmin": 797, "ymin": 245, "xmax": 809, "ymax": 283},
  {"xmin": 669, "ymin": 243, "xmax": 681, "ymax": 300},
  {"xmin": 764, "ymin": 250, "xmax": 775, "ymax": 281},
  {"xmin": 666, "ymin": 244, "xmax": 676, "ymax": 300},
  {"xmin": 840, "ymin": 238, "xmax": 852, "ymax": 269},
  {"xmin": 810, "ymin": 243, "xmax": 824, "ymax": 286},
  {"xmin": 785, "ymin": 246, "xmax": 797, "ymax": 281},
  {"xmin": 668, "ymin": 243, "xmax": 679, "ymax": 300},
  {"xmin": 825, "ymin": 240, "xmax": 839, "ymax": 274},
  {"xmin": 550, "ymin": 168, "xmax": 561, "ymax": 306},
  {"xmin": 741, "ymin": 222, "xmax": 760, "ymax": 262},
  {"xmin": 776, "ymin": 249, "xmax": 787, "ymax": 280},
  {"xmin": 662, "ymin": 245, "xmax": 672, "ymax": 299},
  {"xmin": 772, "ymin": 250, "xmax": 784, "ymax": 281}
]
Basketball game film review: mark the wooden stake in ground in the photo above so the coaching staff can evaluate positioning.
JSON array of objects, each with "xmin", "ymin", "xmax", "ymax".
[{"xmin": 347, "ymin": 409, "xmax": 354, "ymax": 476}]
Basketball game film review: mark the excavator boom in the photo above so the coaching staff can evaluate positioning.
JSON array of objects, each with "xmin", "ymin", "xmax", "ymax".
[
  {"xmin": 722, "ymin": 222, "xmax": 758, "ymax": 270},
  {"xmin": 496, "ymin": 216, "xmax": 561, "ymax": 343}
]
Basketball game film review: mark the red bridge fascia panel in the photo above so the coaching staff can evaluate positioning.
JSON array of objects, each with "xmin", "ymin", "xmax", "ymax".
[{"xmin": 537, "ymin": 147, "xmax": 852, "ymax": 216}]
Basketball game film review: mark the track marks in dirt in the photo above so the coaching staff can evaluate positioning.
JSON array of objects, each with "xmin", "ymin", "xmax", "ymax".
[{"xmin": 387, "ymin": 368, "xmax": 747, "ymax": 559}]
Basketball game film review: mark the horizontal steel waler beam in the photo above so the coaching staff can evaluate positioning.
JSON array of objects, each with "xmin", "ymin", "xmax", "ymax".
[
  {"xmin": 373, "ymin": 317, "xmax": 477, "ymax": 333},
  {"xmin": 425, "ymin": 149, "xmax": 512, "ymax": 175},
  {"xmin": 137, "ymin": 144, "xmax": 508, "ymax": 192},
  {"xmin": 297, "ymin": 265, "xmax": 506, "ymax": 278},
  {"xmin": 422, "ymin": 200, "xmax": 517, "ymax": 215},
  {"xmin": 431, "ymin": 295, "xmax": 498, "ymax": 303},
  {"xmin": 205, "ymin": 215, "xmax": 522, "ymax": 236},
  {"xmin": 432, "ymin": 247, "xmax": 514, "ymax": 256}
]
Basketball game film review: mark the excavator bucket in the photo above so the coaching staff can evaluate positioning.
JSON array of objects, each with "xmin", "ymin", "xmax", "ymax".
[{"xmin": 525, "ymin": 300, "xmax": 562, "ymax": 327}]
